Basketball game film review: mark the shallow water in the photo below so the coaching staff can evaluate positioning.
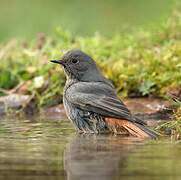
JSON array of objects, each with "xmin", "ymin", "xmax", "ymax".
[{"xmin": 0, "ymin": 115, "xmax": 181, "ymax": 180}]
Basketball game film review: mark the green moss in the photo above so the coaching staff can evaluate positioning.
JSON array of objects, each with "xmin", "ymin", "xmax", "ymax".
[{"xmin": 0, "ymin": 3, "xmax": 181, "ymax": 107}]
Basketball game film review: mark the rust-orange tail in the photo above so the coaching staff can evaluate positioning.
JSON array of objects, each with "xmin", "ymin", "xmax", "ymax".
[{"xmin": 105, "ymin": 118, "xmax": 160, "ymax": 138}]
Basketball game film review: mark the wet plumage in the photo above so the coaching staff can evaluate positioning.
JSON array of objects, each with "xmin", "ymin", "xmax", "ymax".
[{"xmin": 51, "ymin": 49, "xmax": 160, "ymax": 138}]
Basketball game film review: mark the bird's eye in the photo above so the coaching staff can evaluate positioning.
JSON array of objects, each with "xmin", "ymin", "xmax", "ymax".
[{"xmin": 72, "ymin": 58, "xmax": 79, "ymax": 64}]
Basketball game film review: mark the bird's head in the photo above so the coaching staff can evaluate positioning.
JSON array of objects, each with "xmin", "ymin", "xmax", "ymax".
[{"xmin": 50, "ymin": 49, "xmax": 101, "ymax": 81}]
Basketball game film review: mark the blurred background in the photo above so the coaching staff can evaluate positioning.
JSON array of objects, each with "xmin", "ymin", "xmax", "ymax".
[
  {"xmin": 0, "ymin": 0, "xmax": 175, "ymax": 41},
  {"xmin": 0, "ymin": 0, "xmax": 180, "ymax": 107}
]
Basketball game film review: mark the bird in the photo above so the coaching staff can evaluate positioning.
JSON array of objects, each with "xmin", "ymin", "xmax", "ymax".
[{"xmin": 50, "ymin": 49, "xmax": 160, "ymax": 138}]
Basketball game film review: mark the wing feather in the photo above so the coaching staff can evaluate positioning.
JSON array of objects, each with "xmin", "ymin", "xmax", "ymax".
[{"xmin": 66, "ymin": 82, "xmax": 145, "ymax": 124}]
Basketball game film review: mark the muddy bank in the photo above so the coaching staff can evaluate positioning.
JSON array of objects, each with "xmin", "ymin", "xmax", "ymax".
[
  {"xmin": 0, "ymin": 94, "xmax": 30, "ymax": 114},
  {"xmin": 0, "ymin": 94, "xmax": 176, "ymax": 122}
]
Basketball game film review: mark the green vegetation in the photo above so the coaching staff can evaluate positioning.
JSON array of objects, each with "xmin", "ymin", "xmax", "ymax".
[
  {"xmin": 0, "ymin": 3, "xmax": 181, "ymax": 109},
  {"xmin": 156, "ymin": 99, "xmax": 181, "ymax": 141}
]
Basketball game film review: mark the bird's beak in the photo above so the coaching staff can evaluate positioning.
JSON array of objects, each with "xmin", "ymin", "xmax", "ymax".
[{"xmin": 50, "ymin": 60, "xmax": 64, "ymax": 65}]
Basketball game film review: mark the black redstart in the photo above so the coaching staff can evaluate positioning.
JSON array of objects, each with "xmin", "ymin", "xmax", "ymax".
[{"xmin": 50, "ymin": 49, "xmax": 160, "ymax": 138}]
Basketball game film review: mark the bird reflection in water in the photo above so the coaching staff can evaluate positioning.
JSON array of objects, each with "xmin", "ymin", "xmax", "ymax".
[{"xmin": 64, "ymin": 134, "xmax": 144, "ymax": 180}]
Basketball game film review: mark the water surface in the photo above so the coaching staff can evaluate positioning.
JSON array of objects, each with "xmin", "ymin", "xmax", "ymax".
[{"xmin": 0, "ymin": 115, "xmax": 181, "ymax": 180}]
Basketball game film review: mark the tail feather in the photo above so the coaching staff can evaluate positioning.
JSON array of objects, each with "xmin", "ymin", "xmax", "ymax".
[
  {"xmin": 135, "ymin": 123, "xmax": 160, "ymax": 138},
  {"xmin": 105, "ymin": 118, "xmax": 160, "ymax": 138}
]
